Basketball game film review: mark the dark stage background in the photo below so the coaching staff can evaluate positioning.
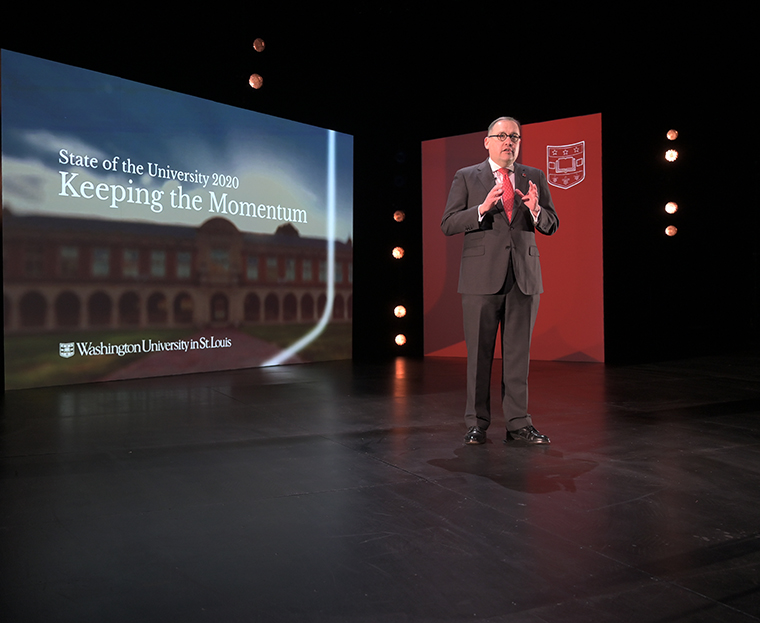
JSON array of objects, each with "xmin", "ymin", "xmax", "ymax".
[{"xmin": 2, "ymin": 6, "xmax": 758, "ymax": 371}]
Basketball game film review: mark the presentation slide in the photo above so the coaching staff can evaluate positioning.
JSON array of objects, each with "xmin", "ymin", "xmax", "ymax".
[
  {"xmin": 422, "ymin": 114, "xmax": 604, "ymax": 362},
  {"xmin": 2, "ymin": 50, "xmax": 354, "ymax": 390}
]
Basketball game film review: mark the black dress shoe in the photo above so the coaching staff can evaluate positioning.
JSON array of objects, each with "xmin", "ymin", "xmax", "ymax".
[
  {"xmin": 505, "ymin": 425, "xmax": 550, "ymax": 445},
  {"xmin": 464, "ymin": 426, "xmax": 486, "ymax": 445}
]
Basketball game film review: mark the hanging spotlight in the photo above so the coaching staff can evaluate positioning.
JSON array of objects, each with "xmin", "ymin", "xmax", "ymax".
[
  {"xmin": 393, "ymin": 210, "xmax": 406, "ymax": 222},
  {"xmin": 392, "ymin": 247, "xmax": 405, "ymax": 259},
  {"xmin": 662, "ymin": 129, "xmax": 679, "ymax": 237},
  {"xmin": 395, "ymin": 334, "xmax": 407, "ymax": 346},
  {"xmin": 394, "ymin": 305, "xmax": 407, "ymax": 318},
  {"xmin": 249, "ymin": 38, "xmax": 266, "ymax": 89}
]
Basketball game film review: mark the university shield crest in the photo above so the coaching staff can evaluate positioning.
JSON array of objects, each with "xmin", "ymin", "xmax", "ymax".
[
  {"xmin": 59, "ymin": 342, "xmax": 75, "ymax": 358},
  {"xmin": 547, "ymin": 141, "xmax": 585, "ymax": 189}
]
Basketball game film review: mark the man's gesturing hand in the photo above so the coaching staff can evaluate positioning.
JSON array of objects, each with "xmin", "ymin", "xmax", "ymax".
[
  {"xmin": 479, "ymin": 181, "xmax": 503, "ymax": 216},
  {"xmin": 515, "ymin": 180, "xmax": 540, "ymax": 217}
]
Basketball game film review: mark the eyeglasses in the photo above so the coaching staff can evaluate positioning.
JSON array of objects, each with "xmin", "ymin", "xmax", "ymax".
[{"xmin": 487, "ymin": 132, "xmax": 521, "ymax": 143}]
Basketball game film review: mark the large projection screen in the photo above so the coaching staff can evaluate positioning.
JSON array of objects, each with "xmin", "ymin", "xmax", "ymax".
[
  {"xmin": 423, "ymin": 114, "xmax": 603, "ymax": 362},
  {"xmin": 2, "ymin": 50, "xmax": 354, "ymax": 390}
]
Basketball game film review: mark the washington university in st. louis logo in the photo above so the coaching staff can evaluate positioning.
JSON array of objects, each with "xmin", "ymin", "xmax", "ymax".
[{"xmin": 547, "ymin": 141, "xmax": 585, "ymax": 190}]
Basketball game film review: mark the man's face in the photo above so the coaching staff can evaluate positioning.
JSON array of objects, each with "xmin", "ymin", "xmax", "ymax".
[{"xmin": 484, "ymin": 120, "xmax": 521, "ymax": 168}]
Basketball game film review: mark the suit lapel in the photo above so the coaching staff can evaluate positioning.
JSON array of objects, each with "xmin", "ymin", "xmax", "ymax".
[
  {"xmin": 476, "ymin": 159, "xmax": 495, "ymax": 194},
  {"xmin": 511, "ymin": 164, "xmax": 531, "ymax": 219},
  {"xmin": 513, "ymin": 164, "xmax": 529, "ymax": 196}
]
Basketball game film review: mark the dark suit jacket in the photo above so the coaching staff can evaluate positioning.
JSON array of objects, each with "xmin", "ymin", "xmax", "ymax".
[{"xmin": 441, "ymin": 159, "xmax": 559, "ymax": 295}]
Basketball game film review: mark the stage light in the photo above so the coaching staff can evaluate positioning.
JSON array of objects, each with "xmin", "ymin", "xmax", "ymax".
[
  {"xmin": 249, "ymin": 74, "xmax": 263, "ymax": 89},
  {"xmin": 665, "ymin": 225, "xmax": 678, "ymax": 236},
  {"xmin": 392, "ymin": 246, "xmax": 404, "ymax": 259},
  {"xmin": 394, "ymin": 305, "xmax": 407, "ymax": 318},
  {"xmin": 393, "ymin": 210, "xmax": 405, "ymax": 222},
  {"xmin": 665, "ymin": 202, "xmax": 679, "ymax": 214},
  {"xmin": 253, "ymin": 38, "xmax": 266, "ymax": 52},
  {"xmin": 395, "ymin": 334, "xmax": 407, "ymax": 346},
  {"xmin": 665, "ymin": 149, "xmax": 678, "ymax": 162},
  {"xmin": 667, "ymin": 129, "xmax": 678, "ymax": 140}
]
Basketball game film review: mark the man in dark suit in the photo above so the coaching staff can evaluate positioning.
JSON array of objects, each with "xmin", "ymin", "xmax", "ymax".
[{"xmin": 441, "ymin": 117, "xmax": 559, "ymax": 446}]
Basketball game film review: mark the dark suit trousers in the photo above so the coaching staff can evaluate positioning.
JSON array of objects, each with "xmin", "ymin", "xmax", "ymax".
[{"xmin": 461, "ymin": 261, "xmax": 539, "ymax": 432}]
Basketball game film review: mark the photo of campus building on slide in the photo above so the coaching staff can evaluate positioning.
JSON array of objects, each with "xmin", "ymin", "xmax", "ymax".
[{"xmin": 3, "ymin": 211, "xmax": 353, "ymax": 389}]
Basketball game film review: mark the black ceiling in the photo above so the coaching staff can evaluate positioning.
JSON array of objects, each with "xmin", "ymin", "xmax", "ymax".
[{"xmin": 5, "ymin": 6, "xmax": 748, "ymax": 139}]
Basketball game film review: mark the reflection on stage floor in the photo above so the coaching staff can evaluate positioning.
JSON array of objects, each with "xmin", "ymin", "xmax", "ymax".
[{"xmin": 2, "ymin": 354, "xmax": 759, "ymax": 622}]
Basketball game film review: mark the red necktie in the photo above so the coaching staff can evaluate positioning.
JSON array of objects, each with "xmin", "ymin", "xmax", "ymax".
[{"xmin": 499, "ymin": 168, "xmax": 514, "ymax": 221}]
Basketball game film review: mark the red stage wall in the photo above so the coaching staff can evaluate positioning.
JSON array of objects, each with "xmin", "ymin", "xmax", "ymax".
[{"xmin": 422, "ymin": 113, "xmax": 603, "ymax": 362}]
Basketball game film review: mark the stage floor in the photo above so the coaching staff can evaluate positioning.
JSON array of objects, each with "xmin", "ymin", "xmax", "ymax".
[{"xmin": 2, "ymin": 353, "xmax": 759, "ymax": 622}]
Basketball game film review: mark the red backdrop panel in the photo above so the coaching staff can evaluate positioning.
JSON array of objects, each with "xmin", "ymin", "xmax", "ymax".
[{"xmin": 422, "ymin": 113, "xmax": 604, "ymax": 362}]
